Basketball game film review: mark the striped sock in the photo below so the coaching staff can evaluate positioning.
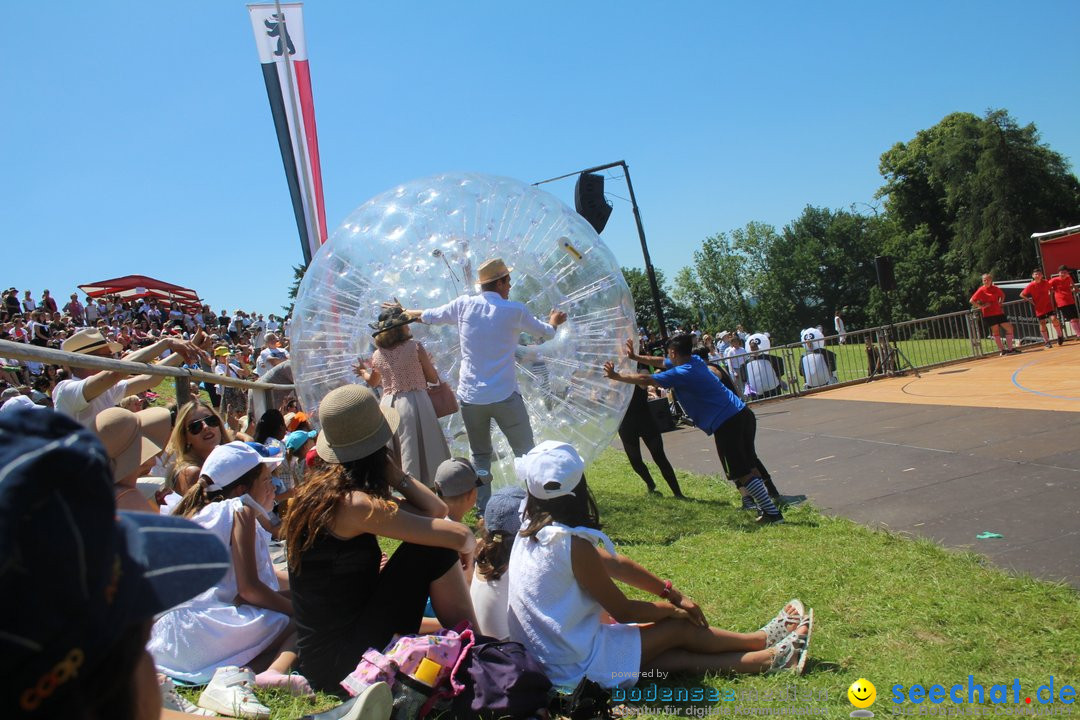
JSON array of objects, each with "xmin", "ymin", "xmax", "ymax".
[
  {"xmin": 1005, "ymin": 330, "xmax": 1015, "ymax": 349},
  {"xmin": 745, "ymin": 477, "xmax": 779, "ymax": 516}
]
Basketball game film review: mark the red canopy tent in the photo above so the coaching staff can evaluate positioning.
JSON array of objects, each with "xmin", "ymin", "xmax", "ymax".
[
  {"xmin": 78, "ymin": 275, "xmax": 202, "ymax": 310},
  {"xmin": 1033, "ymin": 224, "xmax": 1080, "ymax": 275}
]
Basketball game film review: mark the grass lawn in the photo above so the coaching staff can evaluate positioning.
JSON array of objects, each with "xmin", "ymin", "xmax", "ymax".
[
  {"xmin": 195, "ymin": 448, "xmax": 1079, "ymax": 719},
  {"xmin": 771, "ymin": 337, "xmax": 1001, "ymax": 385}
]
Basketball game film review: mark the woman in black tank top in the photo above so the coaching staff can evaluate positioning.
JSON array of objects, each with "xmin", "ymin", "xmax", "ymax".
[{"xmin": 283, "ymin": 385, "xmax": 477, "ymax": 693}]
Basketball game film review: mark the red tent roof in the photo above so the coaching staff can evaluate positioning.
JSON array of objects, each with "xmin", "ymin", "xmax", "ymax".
[{"xmin": 78, "ymin": 275, "xmax": 202, "ymax": 310}]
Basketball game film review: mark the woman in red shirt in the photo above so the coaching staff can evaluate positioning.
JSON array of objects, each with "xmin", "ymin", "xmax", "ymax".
[
  {"xmin": 970, "ymin": 273, "xmax": 1018, "ymax": 356},
  {"xmin": 1048, "ymin": 265, "xmax": 1080, "ymax": 340},
  {"xmin": 1021, "ymin": 269, "xmax": 1063, "ymax": 347}
]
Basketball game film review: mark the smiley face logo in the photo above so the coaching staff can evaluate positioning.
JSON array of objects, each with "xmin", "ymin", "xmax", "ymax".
[{"xmin": 848, "ymin": 678, "xmax": 877, "ymax": 708}]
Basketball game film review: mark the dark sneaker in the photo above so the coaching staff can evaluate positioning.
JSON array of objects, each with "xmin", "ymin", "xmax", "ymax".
[
  {"xmin": 1011, "ymin": 347, "xmax": 1022, "ymax": 354},
  {"xmin": 756, "ymin": 512, "xmax": 785, "ymax": 524},
  {"xmin": 1059, "ymin": 337, "xmax": 1065, "ymax": 346},
  {"xmin": 1046, "ymin": 342, "xmax": 1053, "ymax": 349},
  {"xmin": 999, "ymin": 349, "xmax": 1009, "ymax": 356},
  {"xmin": 741, "ymin": 497, "xmax": 758, "ymax": 511}
]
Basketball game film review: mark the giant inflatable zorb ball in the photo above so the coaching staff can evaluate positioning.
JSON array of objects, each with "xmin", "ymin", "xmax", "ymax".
[{"xmin": 290, "ymin": 172, "xmax": 637, "ymax": 486}]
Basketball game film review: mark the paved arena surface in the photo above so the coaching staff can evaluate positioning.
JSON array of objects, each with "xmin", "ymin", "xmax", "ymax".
[{"xmin": 650, "ymin": 343, "xmax": 1080, "ymax": 588}]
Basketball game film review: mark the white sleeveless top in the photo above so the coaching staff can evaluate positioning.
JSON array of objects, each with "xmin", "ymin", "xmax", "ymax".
[{"xmin": 507, "ymin": 524, "xmax": 640, "ymax": 692}]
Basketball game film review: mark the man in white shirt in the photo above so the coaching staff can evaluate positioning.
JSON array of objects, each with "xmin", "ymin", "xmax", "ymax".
[
  {"xmin": 84, "ymin": 297, "xmax": 100, "ymax": 325},
  {"xmin": 249, "ymin": 314, "xmax": 267, "ymax": 351},
  {"xmin": 401, "ymin": 258, "xmax": 567, "ymax": 510},
  {"xmin": 21, "ymin": 290, "xmax": 35, "ymax": 314},
  {"xmin": 52, "ymin": 329, "xmax": 201, "ymax": 427},
  {"xmin": 255, "ymin": 333, "xmax": 289, "ymax": 376}
]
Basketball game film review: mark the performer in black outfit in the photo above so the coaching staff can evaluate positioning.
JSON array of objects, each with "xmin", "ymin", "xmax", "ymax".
[{"xmin": 618, "ymin": 364, "xmax": 685, "ymax": 498}]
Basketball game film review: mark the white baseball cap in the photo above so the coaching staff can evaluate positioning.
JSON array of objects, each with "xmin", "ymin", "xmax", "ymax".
[
  {"xmin": 201, "ymin": 441, "xmax": 282, "ymax": 492},
  {"xmin": 515, "ymin": 440, "xmax": 585, "ymax": 501}
]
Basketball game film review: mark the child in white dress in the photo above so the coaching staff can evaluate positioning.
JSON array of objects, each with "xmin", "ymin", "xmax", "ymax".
[
  {"xmin": 507, "ymin": 441, "xmax": 814, "ymax": 693},
  {"xmin": 149, "ymin": 442, "xmax": 311, "ymax": 695}
]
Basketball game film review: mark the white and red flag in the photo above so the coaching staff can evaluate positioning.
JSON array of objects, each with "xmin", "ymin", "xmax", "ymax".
[{"xmin": 248, "ymin": 3, "xmax": 327, "ymax": 265}]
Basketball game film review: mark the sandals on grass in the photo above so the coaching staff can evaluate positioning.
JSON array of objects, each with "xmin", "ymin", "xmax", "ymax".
[
  {"xmin": 759, "ymin": 598, "xmax": 805, "ymax": 647},
  {"xmin": 766, "ymin": 608, "xmax": 813, "ymax": 676}
]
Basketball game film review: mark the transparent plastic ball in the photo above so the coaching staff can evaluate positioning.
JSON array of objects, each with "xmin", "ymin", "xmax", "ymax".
[{"xmin": 290, "ymin": 172, "xmax": 637, "ymax": 486}]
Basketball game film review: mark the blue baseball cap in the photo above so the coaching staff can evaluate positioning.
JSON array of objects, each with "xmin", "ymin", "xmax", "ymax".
[
  {"xmin": 245, "ymin": 440, "xmax": 282, "ymax": 458},
  {"xmin": 0, "ymin": 408, "xmax": 231, "ymax": 717},
  {"xmin": 484, "ymin": 486, "xmax": 527, "ymax": 535},
  {"xmin": 284, "ymin": 430, "xmax": 317, "ymax": 453}
]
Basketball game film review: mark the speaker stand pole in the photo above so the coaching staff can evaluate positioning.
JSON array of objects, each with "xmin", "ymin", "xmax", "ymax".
[
  {"xmin": 534, "ymin": 160, "xmax": 668, "ymax": 341},
  {"xmin": 881, "ymin": 291, "xmax": 920, "ymax": 378},
  {"xmin": 619, "ymin": 161, "xmax": 667, "ymax": 342}
]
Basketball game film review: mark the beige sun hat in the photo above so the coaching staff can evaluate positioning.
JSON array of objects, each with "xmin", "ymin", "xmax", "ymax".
[
  {"xmin": 315, "ymin": 385, "xmax": 400, "ymax": 464},
  {"xmin": 93, "ymin": 407, "xmax": 172, "ymax": 480},
  {"xmin": 476, "ymin": 258, "xmax": 513, "ymax": 287},
  {"xmin": 62, "ymin": 328, "xmax": 123, "ymax": 355}
]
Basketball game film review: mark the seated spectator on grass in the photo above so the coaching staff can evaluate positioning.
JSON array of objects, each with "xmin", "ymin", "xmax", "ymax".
[
  {"xmin": 508, "ymin": 442, "xmax": 813, "ymax": 693},
  {"xmin": 283, "ymin": 384, "xmax": 477, "ymax": 693},
  {"xmin": 434, "ymin": 457, "xmax": 488, "ymax": 523},
  {"xmin": 0, "ymin": 407, "xmax": 229, "ymax": 720},
  {"xmin": 471, "ymin": 487, "xmax": 527, "ymax": 641},
  {"xmin": 94, "ymin": 406, "xmax": 173, "ymax": 513},
  {"xmin": 152, "ymin": 442, "xmax": 311, "ymax": 695},
  {"xmin": 166, "ymin": 400, "xmax": 231, "ymax": 495},
  {"xmin": 52, "ymin": 328, "xmax": 202, "ymax": 428}
]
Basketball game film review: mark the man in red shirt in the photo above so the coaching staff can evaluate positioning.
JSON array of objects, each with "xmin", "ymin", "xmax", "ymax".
[
  {"xmin": 1048, "ymin": 265, "xmax": 1080, "ymax": 341},
  {"xmin": 970, "ymin": 273, "xmax": 1019, "ymax": 355},
  {"xmin": 1021, "ymin": 269, "xmax": 1063, "ymax": 348}
]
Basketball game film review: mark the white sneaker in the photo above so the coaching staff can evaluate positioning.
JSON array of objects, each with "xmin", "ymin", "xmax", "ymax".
[
  {"xmin": 159, "ymin": 675, "xmax": 215, "ymax": 716},
  {"xmin": 197, "ymin": 666, "xmax": 271, "ymax": 719}
]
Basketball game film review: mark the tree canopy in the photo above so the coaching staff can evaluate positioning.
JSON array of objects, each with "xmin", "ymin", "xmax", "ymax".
[{"xmin": 623, "ymin": 109, "xmax": 1079, "ymax": 345}]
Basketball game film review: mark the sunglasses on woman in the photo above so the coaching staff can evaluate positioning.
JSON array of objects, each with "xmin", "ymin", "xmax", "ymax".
[{"xmin": 186, "ymin": 415, "xmax": 222, "ymax": 434}]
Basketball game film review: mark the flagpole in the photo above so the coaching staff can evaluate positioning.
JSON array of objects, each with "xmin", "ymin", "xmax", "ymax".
[{"xmin": 274, "ymin": 0, "xmax": 321, "ymax": 265}]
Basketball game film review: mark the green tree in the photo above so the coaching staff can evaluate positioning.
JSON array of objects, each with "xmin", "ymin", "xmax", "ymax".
[
  {"xmin": 878, "ymin": 109, "xmax": 1080, "ymax": 285},
  {"xmin": 283, "ymin": 263, "xmax": 306, "ymax": 317}
]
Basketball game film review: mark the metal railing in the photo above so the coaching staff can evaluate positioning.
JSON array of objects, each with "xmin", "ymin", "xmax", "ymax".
[
  {"xmin": 718, "ymin": 296, "xmax": 1077, "ymax": 406},
  {"xmin": 0, "ymin": 338, "xmax": 292, "ymax": 408}
]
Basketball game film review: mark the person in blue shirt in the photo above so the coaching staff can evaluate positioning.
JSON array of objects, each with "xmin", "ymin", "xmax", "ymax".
[{"xmin": 604, "ymin": 334, "xmax": 783, "ymax": 523}]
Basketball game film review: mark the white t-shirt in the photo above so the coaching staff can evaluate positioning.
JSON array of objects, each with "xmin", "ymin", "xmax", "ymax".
[
  {"xmin": 53, "ymin": 377, "xmax": 131, "ymax": 428},
  {"xmin": 21, "ymin": 298, "xmax": 35, "ymax": 313},
  {"xmin": 256, "ymin": 347, "xmax": 289, "ymax": 376}
]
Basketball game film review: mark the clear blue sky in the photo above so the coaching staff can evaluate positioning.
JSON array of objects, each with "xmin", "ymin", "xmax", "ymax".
[{"xmin": 4, "ymin": 1, "xmax": 1078, "ymax": 315}]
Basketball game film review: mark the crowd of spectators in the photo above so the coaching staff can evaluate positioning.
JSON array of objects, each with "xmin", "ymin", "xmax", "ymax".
[{"xmin": 0, "ymin": 285, "xmax": 291, "ymax": 410}]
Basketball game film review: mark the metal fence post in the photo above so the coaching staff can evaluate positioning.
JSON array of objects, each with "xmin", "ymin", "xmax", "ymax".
[{"xmin": 175, "ymin": 375, "xmax": 191, "ymax": 406}]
